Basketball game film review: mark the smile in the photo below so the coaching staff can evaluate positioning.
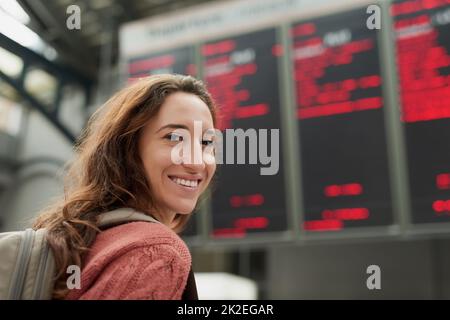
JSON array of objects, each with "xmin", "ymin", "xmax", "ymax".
[{"xmin": 169, "ymin": 176, "xmax": 201, "ymax": 189}]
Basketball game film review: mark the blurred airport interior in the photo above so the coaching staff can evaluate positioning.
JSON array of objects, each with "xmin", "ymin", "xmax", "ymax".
[{"xmin": 1, "ymin": 0, "xmax": 450, "ymax": 299}]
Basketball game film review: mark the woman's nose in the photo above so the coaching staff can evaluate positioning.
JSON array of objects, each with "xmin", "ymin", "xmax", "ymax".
[{"xmin": 182, "ymin": 139, "xmax": 206, "ymax": 170}]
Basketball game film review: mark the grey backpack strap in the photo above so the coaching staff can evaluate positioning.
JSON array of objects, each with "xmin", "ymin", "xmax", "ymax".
[{"xmin": 97, "ymin": 207, "xmax": 161, "ymax": 229}]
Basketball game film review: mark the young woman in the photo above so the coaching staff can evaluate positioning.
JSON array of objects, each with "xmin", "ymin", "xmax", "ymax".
[{"xmin": 33, "ymin": 74, "xmax": 218, "ymax": 299}]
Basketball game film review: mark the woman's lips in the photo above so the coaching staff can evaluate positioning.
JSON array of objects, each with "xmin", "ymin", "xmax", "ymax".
[{"xmin": 168, "ymin": 175, "xmax": 202, "ymax": 191}]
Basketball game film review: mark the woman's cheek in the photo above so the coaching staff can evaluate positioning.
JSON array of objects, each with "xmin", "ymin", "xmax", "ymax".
[
  {"xmin": 162, "ymin": 151, "xmax": 175, "ymax": 167},
  {"xmin": 206, "ymin": 162, "xmax": 216, "ymax": 186},
  {"xmin": 203, "ymin": 152, "xmax": 216, "ymax": 167}
]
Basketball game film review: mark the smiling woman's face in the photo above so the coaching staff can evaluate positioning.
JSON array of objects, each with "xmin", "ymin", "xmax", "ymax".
[{"xmin": 138, "ymin": 91, "xmax": 216, "ymax": 225}]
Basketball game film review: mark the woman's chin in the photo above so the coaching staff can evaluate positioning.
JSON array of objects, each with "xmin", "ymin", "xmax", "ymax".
[
  {"xmin": 175, "ymin": 206, "xmax": 196, "ymax": 215},
  {"xmin": 170, "ymin": 201, "xmax": 197, "ymax": 215}
]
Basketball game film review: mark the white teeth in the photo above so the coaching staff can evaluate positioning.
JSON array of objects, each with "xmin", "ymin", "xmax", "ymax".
[{"xmin": 171, "ymin": 177, "xmax": 198, "ymax": 188}]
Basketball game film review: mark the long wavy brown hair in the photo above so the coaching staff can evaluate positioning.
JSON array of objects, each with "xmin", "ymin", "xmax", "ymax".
[{"xmin": 33, "ymin": 74, "xmax": 217, "ymax": 299}]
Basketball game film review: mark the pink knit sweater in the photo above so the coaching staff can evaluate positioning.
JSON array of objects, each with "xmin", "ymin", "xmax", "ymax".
[{"xmin": 64, "ymin": 221, "xmax": 192, "ymax": 300}]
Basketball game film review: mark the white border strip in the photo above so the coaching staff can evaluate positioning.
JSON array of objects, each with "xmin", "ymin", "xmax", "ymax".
[{"xmin": 120, "ymin": 0, "xmax": 379, "ymax": 58}]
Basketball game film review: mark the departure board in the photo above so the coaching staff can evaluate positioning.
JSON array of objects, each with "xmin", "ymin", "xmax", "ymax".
[
  {"xmin": 202, "ymin": 28, "xmax": 288, "ymax": 238},
  {"xmin": 292, "ymin": 8, "xmax": 394, "ymax": 232},
  {"xmin": 127, "ymin": 46, "xmax": 196, "ymax": 80},
  {"xmin": 393, "ymin": 0, "xmax": 450, "ymax": 224}
]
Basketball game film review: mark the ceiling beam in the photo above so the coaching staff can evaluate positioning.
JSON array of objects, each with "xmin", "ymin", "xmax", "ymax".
[{"xmin": 17, "ymin": 0, "xmax": 98, "ymax": 79}]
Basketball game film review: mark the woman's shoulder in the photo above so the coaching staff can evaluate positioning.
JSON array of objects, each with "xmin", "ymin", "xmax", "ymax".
[
  {"xmin": 88, "ymin": 221, "xmax": 191, "ymax": 265},
  {"xmin": 65, "ymin": 222, "xmax": 192, "ymax": 299}
]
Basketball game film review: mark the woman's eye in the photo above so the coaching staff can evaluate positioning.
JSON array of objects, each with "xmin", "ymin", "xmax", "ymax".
[
  {"xmin": 202, "ymin": 140, "xmax": 214, "ymax": 146},
  {"xmin": 166, "ymin": 133, "xmax": 183, "ymax": 142}
]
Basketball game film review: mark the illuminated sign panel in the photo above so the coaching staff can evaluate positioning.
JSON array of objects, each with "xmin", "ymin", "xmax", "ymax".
[
  {"xmin": 393, "ymin": 0, "xmax": 450, "ymax": 224},
  {"xmin": 127, "ymin": 46, "xmax": 196, "ymax": 79},
  {"xmin": 292, "ymin": 8, "xmax": 394, "ymax": 232},
  {"xmin": 202, "ymin": 28, "xmax": 288, "ymax": 238}
]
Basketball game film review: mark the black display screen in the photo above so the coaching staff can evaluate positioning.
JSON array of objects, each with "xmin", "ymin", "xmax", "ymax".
[
  {"xmin": 393, "ymin": 0, "xmax": 450, "ymax": 224},
  {"xmin": 292, "ymin": 8, "xmax": 394, "ymax": 232},
  {"xmin": 202, "ymin": 28, "xmax": 288, "ymax": 238},
  {"xmin": 127, "ymin": 46, "xmax": 196, "ymax": 80}
]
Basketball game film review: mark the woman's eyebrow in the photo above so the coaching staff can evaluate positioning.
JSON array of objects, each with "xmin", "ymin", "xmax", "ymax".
[
  {"xmin": 203, "ymin": 129, "xmax": 216, "ymax": 135},
  {"xmin": 156, "ymin": 123, "xmax": 189, "ymax": 133}
]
